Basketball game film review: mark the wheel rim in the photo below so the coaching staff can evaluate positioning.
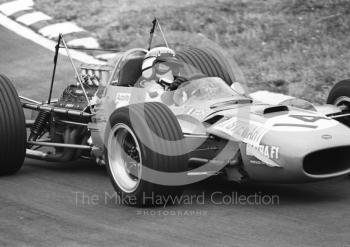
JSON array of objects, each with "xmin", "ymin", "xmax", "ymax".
[{"xmin": 107, "ymin": 123, "xmax": 142, "ymax": 193}]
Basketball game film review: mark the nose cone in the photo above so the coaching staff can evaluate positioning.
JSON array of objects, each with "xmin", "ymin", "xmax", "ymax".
[{"xmin": 242, "ymin": 116, "xmax": 350, "ymax": 183}]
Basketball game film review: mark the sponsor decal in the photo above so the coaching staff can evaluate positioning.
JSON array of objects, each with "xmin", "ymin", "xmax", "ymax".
[
  {"xmin": 246, "ymin": 144, "xmax": 281, "ymax": 168},
  {"xmin": 66, "ymin": 103, "xmax": 74, "ymax": 108},
  {"xmin": 214, "ymin": 118, "xmax": 268, "ymax": 146},
  {"xmin": 247, "ymin": 144, "xmax": 279, "ymax": 160},
  {"xmin": 115, "ymin": 92, "xmax": 131, "ymax": 107},
  {"xmin": 116, "ymin": 93, "xmax": 131, "ymax": 102}
]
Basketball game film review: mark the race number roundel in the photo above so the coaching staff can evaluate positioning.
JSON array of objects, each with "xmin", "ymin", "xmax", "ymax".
[{"xmin": 265, "ymin": 113, "xmax": 338, "ymax": 132}]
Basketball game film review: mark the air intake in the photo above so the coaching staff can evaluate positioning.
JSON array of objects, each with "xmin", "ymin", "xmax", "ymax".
[
  {"xmin": 263, "ymin": 105, "xmax": 289, "ymax": 115},
  {"xmin": 303, "ymin": 146, "xmax": 350, "ymax": 175}
]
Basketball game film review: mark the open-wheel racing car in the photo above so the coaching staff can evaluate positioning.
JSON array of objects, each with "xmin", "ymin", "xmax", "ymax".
[{"xmin": 2, "ymin": 21, "xmax": 350, "ymax": 206}]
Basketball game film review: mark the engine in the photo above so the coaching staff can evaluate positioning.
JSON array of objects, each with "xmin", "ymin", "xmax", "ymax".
[
  {"xmin": 55, "ymin": 84, "xmax": 98, "ymax": 111},
  {"xmin": 55, "ymin": 63, "xmax": 113, "ymax": 111},
  {"xmin": 28, "ymin": 63, "xmax": 113, "ymax": 162}
]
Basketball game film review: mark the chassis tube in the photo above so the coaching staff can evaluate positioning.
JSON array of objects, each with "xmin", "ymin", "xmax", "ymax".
[
  {"xmin": 22, "ymin": 103, "xmax": 93, "ymax": 117},
  {"xmin": 27, "ymin": 141, "xmax": 92, "ymax": 150}
]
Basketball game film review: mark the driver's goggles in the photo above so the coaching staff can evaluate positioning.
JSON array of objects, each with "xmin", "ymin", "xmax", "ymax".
[{"xmin": 155, "ymin": 62, "xmax": 179, "ymax": 75}]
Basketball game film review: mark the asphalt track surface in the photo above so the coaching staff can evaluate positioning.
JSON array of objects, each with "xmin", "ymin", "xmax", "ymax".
[{"xmin": 0, "ymin": 26, "xmax": 350, "ymax": 247}]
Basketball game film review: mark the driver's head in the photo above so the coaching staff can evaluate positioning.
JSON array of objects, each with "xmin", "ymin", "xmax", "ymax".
[{"xmin": 141, "ymin": 47, "xmax": 181, "ymax": 82}]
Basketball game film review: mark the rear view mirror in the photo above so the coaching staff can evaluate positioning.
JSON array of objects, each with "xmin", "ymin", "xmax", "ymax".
[{"xmin": 231, "ymin": 82, "xmax": 246, "ymax": 95}]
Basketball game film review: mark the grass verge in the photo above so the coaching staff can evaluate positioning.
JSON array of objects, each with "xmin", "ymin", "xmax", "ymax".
[{"xmin": 5, "ymin": 0, "xmax": 350, "ymax": 103}]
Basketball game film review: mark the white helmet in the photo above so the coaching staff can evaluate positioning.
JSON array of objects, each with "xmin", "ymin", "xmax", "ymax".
[{"xmin": 141, "ymin": 47, "xmax": 181, "ymax": 80}]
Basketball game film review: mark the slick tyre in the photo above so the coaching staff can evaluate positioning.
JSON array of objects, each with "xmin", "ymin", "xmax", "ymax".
[
  {"xmin": 0, "ymin": 74, "xmax": 26, "ymax": 175},
  {"xmin": 177, "ymin": 46, "xmax": 243, "ymax": 86},
  {"xmin": 105, "ymin": 102, "xmax": 188, "ymax": 206},
  {"xmin": 327, "ymin": 79, "xmax": 350, "ymax": 107},
  {"xmin": 327, "ymin": 79, "xmax": 350, "ymax": 135}
]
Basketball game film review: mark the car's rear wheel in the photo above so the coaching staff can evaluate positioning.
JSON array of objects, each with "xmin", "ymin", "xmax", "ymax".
[
  {"xmin": 105, "ymin": 102, "xmax": 188, "ymax": 206},
  {"xmin": 0, "ymin": 74, "xmax": 26, "ymax": 175},
  {"xmin": 176, "ymin": 47, "xmax": 245, "ymax": 86}
]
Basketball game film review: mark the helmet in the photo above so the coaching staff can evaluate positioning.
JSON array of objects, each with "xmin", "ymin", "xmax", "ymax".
[{"xmin": 141, "ymin": 47, "xmax": 181, "ymax": 80}]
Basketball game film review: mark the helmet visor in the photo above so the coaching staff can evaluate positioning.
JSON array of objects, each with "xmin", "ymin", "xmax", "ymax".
[
  {"xmin": 154, "ymin": 56, "xmax": 182, "ymax": 75},
  {"xmin": 155, "ymin": 62, "xmax": 172, "ymax": 74}
]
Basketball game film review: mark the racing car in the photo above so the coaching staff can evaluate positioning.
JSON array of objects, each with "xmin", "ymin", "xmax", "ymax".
[{"xmin": 2, "ymin": 23, "xmax": 350, "ymax": 206}]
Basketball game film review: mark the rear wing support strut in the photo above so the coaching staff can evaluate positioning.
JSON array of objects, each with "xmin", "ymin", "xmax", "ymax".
[{"xmin": 48, "ymin": 34, "xmax": 61, "ymax": 104}]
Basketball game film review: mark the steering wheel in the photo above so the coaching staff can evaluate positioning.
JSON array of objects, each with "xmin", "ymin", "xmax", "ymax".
[
  {"xmin": 174, "ymin": 73, "xmax": 206, "ymax": 90},
  {"xmin": 170, "ymin": 73, "xmax": 206, "ymax": 91}
]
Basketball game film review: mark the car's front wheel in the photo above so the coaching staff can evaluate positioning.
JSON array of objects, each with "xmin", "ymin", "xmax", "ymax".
[
  {"xmin": 328, "ymin": 80, "xmax": 350, "ymax": 178},
  {"xmin": 327, "ymin": 79, "xmax": 350, "ymax": 108},
  {"xmin": 327, "ymin": 79, "xmax": 350, "ymax": 127},
  {"xmin": 105, "ymin": 102, "xmax": 188, "ymax": 206}
]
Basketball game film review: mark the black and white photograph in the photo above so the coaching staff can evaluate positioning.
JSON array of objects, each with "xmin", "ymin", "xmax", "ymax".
[{"xmin": 0, "ymin": 0, "xmax": 350, "ymax": 246}]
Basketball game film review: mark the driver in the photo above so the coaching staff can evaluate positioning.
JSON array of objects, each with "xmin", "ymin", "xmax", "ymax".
[{"xmin": 135, "ymin": 47, "xmax": 187, "ymax": 96}]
